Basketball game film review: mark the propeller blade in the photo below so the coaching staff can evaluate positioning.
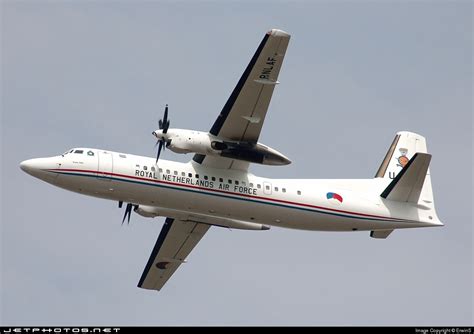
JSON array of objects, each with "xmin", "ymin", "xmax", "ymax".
[
  {"xmin": 163, "ymin": 105, "xmax": 170, "ymax": 133},
  {"xmin": 163, "ymin": 105, "xmax": 168, "ymax": 122},
  {"xmin": 156, "ymin": 140, "xmax": 163, "ymax": 163},
  {"xmin": 121, "ymin": 203, "xmax": 133, "ymax": 225},
  {"xmin": 127, "ymin": 203, "xmax": 132, "ymax": 224},
  {"xmin": 121, "ymin": 206, "xmax": 128, "ymax": 225}
]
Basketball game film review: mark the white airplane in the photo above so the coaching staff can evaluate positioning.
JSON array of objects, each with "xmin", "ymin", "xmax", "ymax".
[{"xmin": 20, "ymin": 29, "xmax": 443, "ymax": 291}]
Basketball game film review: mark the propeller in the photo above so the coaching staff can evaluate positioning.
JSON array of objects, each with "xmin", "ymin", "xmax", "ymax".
[
  {"xmin": 154, "ymin": 104, "xmax": 171, "ymax": 163},
  {"xmin": 119, "ymin": 201, "xmax": 138, "ymax": 225}
]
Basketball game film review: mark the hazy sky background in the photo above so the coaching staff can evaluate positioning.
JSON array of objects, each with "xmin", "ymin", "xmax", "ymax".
[{"xmin": 2, "ymin": 0, "xmax": 472, "ymax": 326}]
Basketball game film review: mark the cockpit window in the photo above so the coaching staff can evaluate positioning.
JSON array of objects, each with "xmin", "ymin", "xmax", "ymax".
[
  {"xmin": 74, "ymin": 150, "xmax": 84, "ymax": 154},
  {"xmin": 87, "ymin": 150, "xmax": 94, "ymax": 156}
]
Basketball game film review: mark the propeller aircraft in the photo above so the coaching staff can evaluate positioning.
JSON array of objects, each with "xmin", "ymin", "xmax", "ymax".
[{"xmin": 20, "ymin": 29, "xmax": 443, "ymax": 291}]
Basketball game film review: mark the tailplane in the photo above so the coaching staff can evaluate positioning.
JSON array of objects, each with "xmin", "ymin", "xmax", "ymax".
[
  {"xmin": 375, "ymin": 131, "xmax": 435, "ymax": 207},
  {"xmin": 380, "ymin": 152, "xmax": 431, "ymax": 203}
]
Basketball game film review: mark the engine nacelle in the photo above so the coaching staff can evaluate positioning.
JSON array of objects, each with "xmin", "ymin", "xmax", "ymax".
[
  {"xmin": 153, "ymin": 128, "xmax": 290, "ymax": 166},
  {"xmin": 165, "ymin": 130, "xmax": 211, "ymax": 154},
  {"xmin": 166, "ymin": 136, "xmax": 191, "ymax": 154},
  {"xmin": 134, "ymin": 205, "xmax": 159, "ymax": 218}
]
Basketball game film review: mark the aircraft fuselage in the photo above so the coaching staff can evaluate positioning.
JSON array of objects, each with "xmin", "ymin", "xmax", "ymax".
[{"xmin": 20, "ymin": 148, "xmax": 440, "ymax": 232}]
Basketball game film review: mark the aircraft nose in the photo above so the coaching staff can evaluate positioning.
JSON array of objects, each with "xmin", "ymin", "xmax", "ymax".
[
  {"xmin": 20, "ymin": 159, "xmax": 35, "ymax": 174},
  {"xmin": 19, "ymin": 157, "xmax": 59, "ymax": 184}
]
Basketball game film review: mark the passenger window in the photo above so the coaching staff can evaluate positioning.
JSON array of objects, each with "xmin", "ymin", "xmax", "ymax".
[
  {"xmin": 159, "ymin": 168, "xmax": 163, "ymax": 173},
  {"xmin": 211, "ymin": 177, "xmax": 216, "ymax": 181},
  {"xmin": 219, "ymin": 178, "xmax": 224, "ymax": 182},
  {"xmin": 235, "ymin": 180, "xmax": 239, "ymax": 185},
  {"xmin": 195, "ymin": 174, "xmax": 199, "ymax": 179},
  {"xmin": 297, "ymin": 190, "xmax": 302, "ymax": 195},
  {"xmin": 204, "ymin": 175, "xmax": 208, "ymax": 180},
  {"xmin": 250, "ymin": 183, "xmax": 254, "ymax": 187},
  {"xmin": 166, "ymin": 169, "xmax": 170, "ymax": 174},
  {"xmin": 143, "ymin": 166, "xmax": 147, "ymax": 171},
  {"xmin": 242, "ymin": 181, "xmax": 246, "ymax": 186},
  {"xmin": 274, "ymin": 187, "xmax": 279, "ymax": 192},
  {"xmin": 188, "ymin": 173, "xmax": 193, "ymax": 178},
  {"xmin": 151, "ymin": 167, "xmax": 155, "ymax": 172},
  {"xmin": 74, "ymin": 150, "xmax": 84, "ymax": 154},
  {"xmin": 282, "ymin": 188, "xmax": 286, "ymax": 193},
  {"xmin": 265, "ymin": 185, "xmax": 270, "ymax": 190},
  {"xmin": 174, "ymin": 171, "xmax": 178, "ymax": 175},
  {"xmin": 136, "ymin": 164, "xmax": 140, "ymax": 168},
  {"xmin": 181, "ymin": 172, "xmax": 186, "ymax": 177},
  {"xmin": 228, "ymin": 179, "xmax": 232, "ymax": 184},
  {"xmin": 257, "ymin": 184, "xmax": 261, "ymax": 189}
]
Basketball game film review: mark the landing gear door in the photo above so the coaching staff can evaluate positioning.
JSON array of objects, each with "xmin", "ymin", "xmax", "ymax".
[{"xmin": 98, "ymin": 151, "xmax": 113, "ymax": 180}]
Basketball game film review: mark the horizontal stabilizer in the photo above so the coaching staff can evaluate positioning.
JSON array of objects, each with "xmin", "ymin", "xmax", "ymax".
[
  {"xmin": 381, "ymin": 153, "xmax": 432, "ymax": 203},
  {"xmin": 370, "ymin": 230, "xmax": 393, "ymax": 239}
]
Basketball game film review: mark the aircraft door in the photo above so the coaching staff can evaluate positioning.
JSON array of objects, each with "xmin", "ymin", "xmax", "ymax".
[
  {"xmin": 98, "ymin": 151, "xmax": 113, "ymax": 180},
  {"xmin": 263, "ymin": 181, "xmax": 272, "ymax": 195}
]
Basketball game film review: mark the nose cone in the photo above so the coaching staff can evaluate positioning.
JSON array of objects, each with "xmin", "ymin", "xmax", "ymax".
[
  {"xmin": 19, "ymin": 157, "xmax": 59, "ymax": 184},
  {"xmin": 20, "ymin": 159, "xmax": 36, "ymax": 175}
]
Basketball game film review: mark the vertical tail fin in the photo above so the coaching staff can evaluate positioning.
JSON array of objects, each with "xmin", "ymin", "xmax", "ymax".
[
  {"xmin": 375, "ymin": 131, "xmax": 435, "ymax": 207},
  {"xmin": 371, "ymin": 131, "xmax": 443, "ymax": 238}
]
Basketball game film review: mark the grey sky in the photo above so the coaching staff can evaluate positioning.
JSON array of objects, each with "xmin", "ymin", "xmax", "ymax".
[{"xmin": 1, "ymin": 0, "xmax": 472, "ymax": 326}]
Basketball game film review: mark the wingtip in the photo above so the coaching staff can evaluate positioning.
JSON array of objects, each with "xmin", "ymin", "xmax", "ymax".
[{"xmin": 267, "ymin": 29, "xmax": 290, "ymax": 38}]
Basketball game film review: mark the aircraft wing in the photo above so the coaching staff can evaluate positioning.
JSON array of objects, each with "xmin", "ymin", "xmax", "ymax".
[
  {"xmin": 193, "ymin": 29, "xmax": 290, "ymax": 171},
  {"xmin": 138, "ymin": 218, "xmax": 210, "ymax": 291}
]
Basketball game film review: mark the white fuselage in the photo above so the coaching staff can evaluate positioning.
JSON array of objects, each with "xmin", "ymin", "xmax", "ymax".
[{"xmin": 20, "ymin": 148, "xmax": 441, "ymax": 232}]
